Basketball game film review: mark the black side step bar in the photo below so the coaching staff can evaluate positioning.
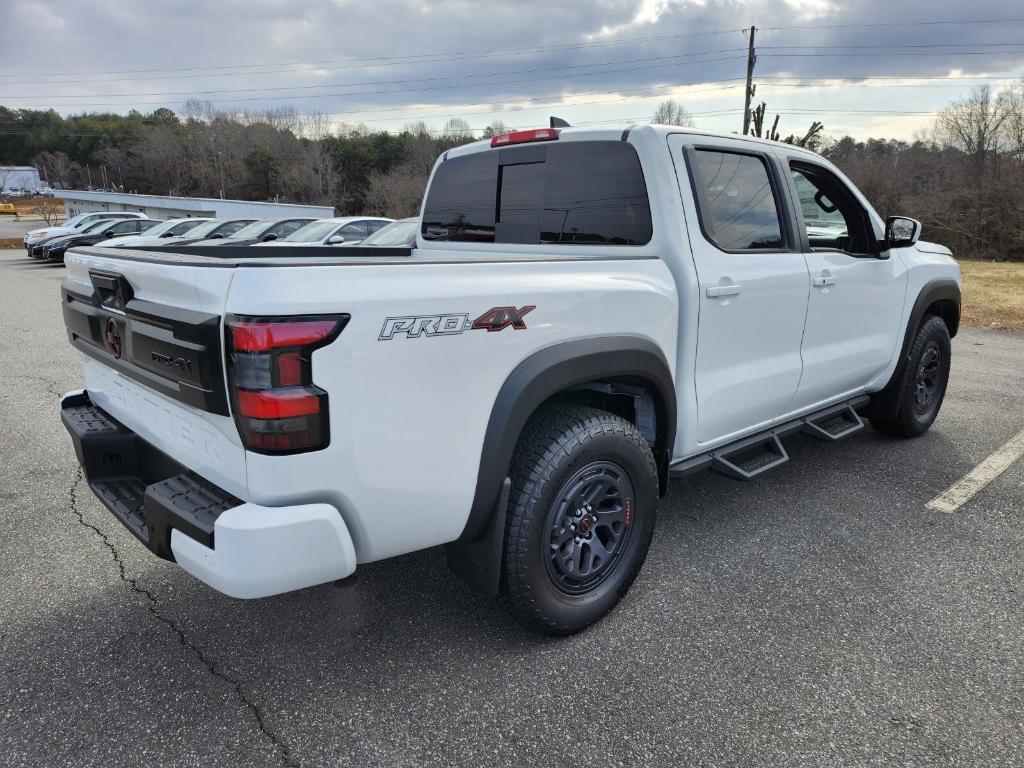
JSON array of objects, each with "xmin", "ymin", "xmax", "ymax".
[
  {"xmin": 711, "ymin": 434, "xmax": 789, "ymax": 480},
  {"xmin": 801, "ymin": 403, "xmax": 864, "ymax": 442},
  {"xmin": 669, "ymin": 395, "xmax": 870, "ymax": 482}
]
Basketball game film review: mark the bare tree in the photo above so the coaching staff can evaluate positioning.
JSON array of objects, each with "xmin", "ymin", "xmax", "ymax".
[
  {"xmin": 936, "ymin": 85, "xmax": 1009, "ymax": 170},
  {"xmin": 482, "ymin": 120, "xmax": 511, "ymax": 139},
  {"xmin": 301, "ymin": 111, "xmax": 337, "ymax": 202},
  {"xmin": 750, "ymin": 103, "xmax": 779, "ymax": 140},
  {"xmin": 1001, "ymin": 79, "xmax": 1024, "ymax": 158},
  {"xmin": 364, "ymin": 167, "xmax": 426, "ymax": 217},
  {"xmin": 442, "ymin": 118, "xmax": 474, "ymax": 141},
  {"xmin": 652, "ymin": 99, "xmax": 695, "ymax": 127},
  {"xmin": 0, "ymin": 167, "xmax": 13, "ymax": 195},
  {"xmin": 31, "ymin": 197, "xmax": 63, "ymax": 225}
]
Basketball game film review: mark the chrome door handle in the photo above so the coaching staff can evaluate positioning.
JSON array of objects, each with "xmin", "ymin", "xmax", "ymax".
[
  {"xmin": 706, "ymin": 284, "xmax": 743, "ymax": 298},
  {"xmin": 812, "ymin": 276, "xmax": 836, "ymax": 287}
]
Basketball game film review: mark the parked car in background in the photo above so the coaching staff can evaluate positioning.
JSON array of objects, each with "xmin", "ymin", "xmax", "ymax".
[
  {"xmin": 188, "ymin": 217, "xmax": 318, "ymax": 246},
  {"xmin": 103, "ymin": 218, "xmax": 213, "ymax": 248},
  {"xmin": 29, "ymin": 219, "xmax": 122, "ymax": 258},
  {"xmin": 255, "ymin": 216, "xmax": 393, "ymax": 247},
  {"xmin": 148, "ymin": 218, "xmax": 257, "ymax": 248},
  {"xmin": 43, "ymin": 219, "xmax": 159, "ymax": 262},
  {"xmin": 348, "ymin": 217, "xmax": 419, "ymax": 247},
  {"xmin": 23, "ymin": 211, "xmax": 148, "ymax": 254}
]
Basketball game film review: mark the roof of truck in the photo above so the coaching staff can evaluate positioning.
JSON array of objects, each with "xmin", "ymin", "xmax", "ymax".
[{"xmin": 446, "ymin": 123, "xmax": 822, "ymax": 162}]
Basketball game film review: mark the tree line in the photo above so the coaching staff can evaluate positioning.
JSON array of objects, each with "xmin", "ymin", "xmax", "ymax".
[{"xmin": 2, "ymin": 84, "xmax": 1022, "ymax": 260}]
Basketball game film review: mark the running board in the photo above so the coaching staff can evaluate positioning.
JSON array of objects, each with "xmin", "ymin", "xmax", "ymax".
[
  {"xmin": 711, "ymin": 433, "xmax": 789, "ymax": 481},
  {"xmin": 801, "ymin": 404, "xmax": 864, "ymax": 442},
  {"xmin": 669, "ymin": 395, "xmax": 870, "ymax": 482}
]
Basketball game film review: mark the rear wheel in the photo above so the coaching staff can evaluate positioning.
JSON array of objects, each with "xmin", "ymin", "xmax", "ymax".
[
  {"xmin": 870, "ymin": 314, "xmax": 951, "ymax": 437},
  {"xmin": 498, "ymin": 405, "xmax": 658, "ymax": 635}
]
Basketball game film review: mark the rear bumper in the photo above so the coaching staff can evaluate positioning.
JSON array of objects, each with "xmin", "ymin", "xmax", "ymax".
[{"xmin": 60, "ymin": 390, "xmax": 356, "ymax": 598}]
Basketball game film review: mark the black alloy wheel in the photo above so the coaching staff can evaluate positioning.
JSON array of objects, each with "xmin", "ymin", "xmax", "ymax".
[{"xmin": 544, "ymin": 461, "xmax": 636, "ymax": 595}]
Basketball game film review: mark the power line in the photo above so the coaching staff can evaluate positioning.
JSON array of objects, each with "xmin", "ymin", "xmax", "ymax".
[
  {"xmin": 0, "ymin": 81, "xmax": 752, "ymax": 128},
  {"xmin": 0, "ymin": 55, "xmax": 749, "ymax": 110},
  {"xmin": 0, "ymin": 49, "xmax": 748, "ymax": 101},
  {"xmin": 5, "ymin": 16, "xmax": 1024, "ymax": 85},
  {"xmin": 757, "ymin": 18, "xmax": 1024, "ymax": 31},
  {"xmin": 0, "ymin": 28, "xmax": 747, "ymax": 82},
  {"xmin": 761, "ymin": 51, "xmax": 1024, "ymax": 58}
]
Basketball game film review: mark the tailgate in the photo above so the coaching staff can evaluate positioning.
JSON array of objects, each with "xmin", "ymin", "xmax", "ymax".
[{"xmin": 62, "ymin": 246, "xmax": 247, "ymax": 497}]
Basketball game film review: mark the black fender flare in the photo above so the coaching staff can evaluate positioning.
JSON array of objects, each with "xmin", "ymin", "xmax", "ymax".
[
  {"xmin": 865, "ymin": 278, "xmax": 960, "ymax": 421},
  {"xmin": 445, "ymin": 336, "xmax": 676, "ymax": 596}
]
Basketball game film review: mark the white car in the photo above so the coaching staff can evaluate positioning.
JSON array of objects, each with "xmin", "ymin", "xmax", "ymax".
[
  {"xmin": 59, "ymin": 124, "xmax": 960, "ymax": 634},
  {"xmin": 101, "ymin": 218, "xmax": 213, "ymax": 248},
  {"xmin": 255, "ymin": 216, "xmax": 394, "ymax": 247},
  {"xmin": 24, "ymin": 211, "xmax": 148, "ymax": 253},
  {"xmin": 346, "ymin": 217, "xmax": 418, "ymax": 247}
]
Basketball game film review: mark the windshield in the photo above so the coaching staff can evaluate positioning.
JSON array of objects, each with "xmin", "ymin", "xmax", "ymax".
[
  {"xmin": 138, "ymin": 220, "xmax": 181, "ymax": 237},
  {"xmin": 168, "ymin": 219, "xmax": 208, "ymax": 236},
  {"xmin": 226, "ymin": 220, "xmax": 273, "ymax": 239},
  {"xmin": 282, "ymin": 220, "xmax": 338, "ymax": 243},
  {"xmin": 181, "ymin": 220, "xmax": 224, "ymax": 238},
  {"xmin": 80, "ymin": 220, "xmax": 116, "ymax": 233},
  {"xmin": 361, "ymin": 220, "xmax": 418, "ymax": 246},
  {"xmin": 67, "ymin": 215, "xmax": 95, "ymax": 229}
]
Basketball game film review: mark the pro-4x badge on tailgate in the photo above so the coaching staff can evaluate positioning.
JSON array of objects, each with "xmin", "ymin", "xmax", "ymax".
[{"xmin": 379, "ymin": 305, "xmax": 535, "ymax": 340}]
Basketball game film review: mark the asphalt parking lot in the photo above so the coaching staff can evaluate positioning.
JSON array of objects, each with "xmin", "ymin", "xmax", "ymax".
[{"xmin": 1, "ymin": 247, "xmax": 1022, "ymax": 767}]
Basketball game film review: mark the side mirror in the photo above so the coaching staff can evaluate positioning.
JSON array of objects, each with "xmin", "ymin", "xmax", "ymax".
[
  {"xmin": 885, "ymin": 216, "xmax": 921, "ymax": 249},
  {"xmin": 160, "ymin": 232, "xmax": 174, "ymax": 238},
  {"xmin": 327, "ymin": 234, "xmax": 345, "ymax": 245},
  {"xmin": 262, "ymin": 233, "xmax": 278, "ymax": 242},
  {"xmin": 210, "ymin": 233, "xmax": 224, "ymax": 239}
]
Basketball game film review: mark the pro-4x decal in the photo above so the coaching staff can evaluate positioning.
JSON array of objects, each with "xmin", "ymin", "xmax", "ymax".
[
  {"xmin": 379, "ymin": 305, "xmax": 536, "ymax": 340},
  {"xmin": 471, "ymin": 305, "xmax": 535, "ymax": 332}
]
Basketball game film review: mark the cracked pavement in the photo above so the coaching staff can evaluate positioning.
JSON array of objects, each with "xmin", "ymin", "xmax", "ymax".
[{"xmin": 2, "ymin": 249, "xmax": 1023, "ymax": 767}]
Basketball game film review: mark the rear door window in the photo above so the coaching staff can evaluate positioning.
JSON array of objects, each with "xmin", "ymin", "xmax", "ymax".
[
  {"xmin": 421, "ymin": 141, "xmax": 652, "ymax": 246},
  {"xmin": 688, "ymin": 150, "xmax": 785, "ymax": 251}
]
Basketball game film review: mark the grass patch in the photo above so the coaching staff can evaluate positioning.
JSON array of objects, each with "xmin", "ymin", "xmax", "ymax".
[{"xmin": 958, "ymin": 260, "xmax": 1024, "ymax": 332}]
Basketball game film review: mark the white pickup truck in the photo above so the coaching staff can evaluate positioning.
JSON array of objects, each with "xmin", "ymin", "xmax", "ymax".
[{"xmin": 60, "ymin": 125, "xmax": 960, "ymax": 634}]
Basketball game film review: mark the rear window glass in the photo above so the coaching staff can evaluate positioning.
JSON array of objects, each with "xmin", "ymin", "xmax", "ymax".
[
  {"xmin": 689, "ymin": 150, "xmax": 784, "ymax": 251},
  {"xmin": 421, "ymin": 141, "xmax": 652, "ymax": 246}
]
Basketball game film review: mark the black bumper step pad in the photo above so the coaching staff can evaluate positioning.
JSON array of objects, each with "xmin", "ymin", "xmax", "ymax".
[{"xmin": 62, "ymin": 392, "xmax": 240, "ymax": 561}]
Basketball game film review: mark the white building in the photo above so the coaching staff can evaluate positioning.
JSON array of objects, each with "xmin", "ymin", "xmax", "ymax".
[
  {"xmin": 55, "ymin": 190, "xmax": 334, "ymax": 221},
  {"xmin": 0, "ymin": 166, "xmax": 44, "ymax": 192}
]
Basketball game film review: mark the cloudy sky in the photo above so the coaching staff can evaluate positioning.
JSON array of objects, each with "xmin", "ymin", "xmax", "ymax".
[{"xmin": 3, "ymin": 0, "xmax": 1023, "ymax": 139}]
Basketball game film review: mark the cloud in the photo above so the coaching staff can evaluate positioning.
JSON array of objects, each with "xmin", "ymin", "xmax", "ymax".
[{"xmin": 2, "ymin": 0, "xmax": 1022, "ymax": 138}]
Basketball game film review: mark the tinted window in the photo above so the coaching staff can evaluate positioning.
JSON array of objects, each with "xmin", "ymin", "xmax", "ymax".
[
  {"xmin": 108, "ymin": 220, "xmax": 139, "ymax": 234},
  {"xmin": 789, "ymin": 162, "xmax": 873, "ymax": 254},
  {"xmin": 421, "ymin": 152, "xmax": 497, "ymax": 242},
  {"xmin": 267, "ymin": 219, "xmax": 311, "ymax": 238},
  {"xmin": 168, "ymin": 220, "xmax": 204, "ymax": 235},
  {"xmin": 421, "ymin": 141, "xmax": 652, "ymax": 246},
  {"xmin": 690, "ymin": 150, "xmax": 783, "ymax": 251},
  {"xmin": 339, "ymin": 222, "xmax": 368, "ymax": 237},
  {"xmin": 213, "ymin": 220, "xmax": 255, "ymax": 237}
]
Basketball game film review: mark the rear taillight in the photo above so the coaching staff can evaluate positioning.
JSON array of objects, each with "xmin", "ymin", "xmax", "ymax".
[
  {"xmin": 225, "ymin": 314, "xmax": 348, "ymax": 454},
  {"xmin": 490, "ymin": 128, "xmax": 560, "ymax": 147}
]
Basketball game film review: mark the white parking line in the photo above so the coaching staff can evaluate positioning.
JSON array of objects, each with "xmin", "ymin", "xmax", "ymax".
[{"xmin": 926, "ymin": 428, "xmax": 1024, "ymax": 513}]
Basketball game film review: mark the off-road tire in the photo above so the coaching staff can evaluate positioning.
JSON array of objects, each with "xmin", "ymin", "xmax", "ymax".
[
  {"xmin": 498, "ymin": 405, "xmax": 659, "ymax": 635},
  {"xmin": 870, "ymin": 314, "xmax": 951, "ymax": 437}
]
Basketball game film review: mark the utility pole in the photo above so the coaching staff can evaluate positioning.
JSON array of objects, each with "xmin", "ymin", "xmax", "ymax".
[{"xmin": 742, "ymin": 25, "xmax": 757, "ymax": 135}]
